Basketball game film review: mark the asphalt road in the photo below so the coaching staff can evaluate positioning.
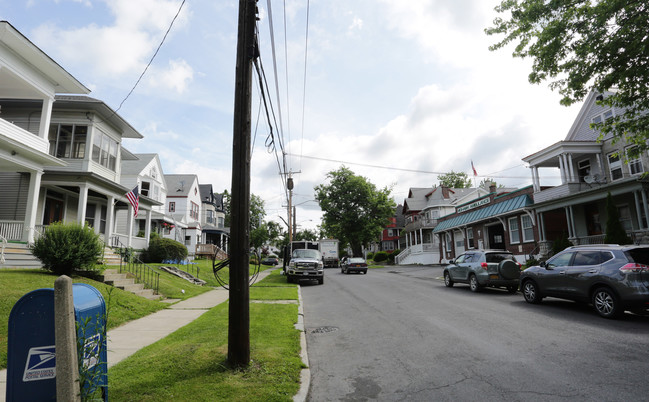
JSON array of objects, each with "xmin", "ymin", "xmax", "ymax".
[{"xmin": 301, "ymin": 265, "xmax": 649, "ymax": 401}]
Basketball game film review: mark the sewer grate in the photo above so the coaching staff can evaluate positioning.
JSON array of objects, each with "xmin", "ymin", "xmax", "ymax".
[{"xmin": 309, "ymin": 326, "xmax": 339, "ymax": 334}]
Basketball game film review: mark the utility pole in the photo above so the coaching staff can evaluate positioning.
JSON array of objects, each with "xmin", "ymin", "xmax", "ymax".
[
  {"xmin": 229, "ymin": 0, "xmax": 257, "ymax": 368},
  {"xmin": 287, "ymin": 174, "xmax": 293, "ymax": 244}
]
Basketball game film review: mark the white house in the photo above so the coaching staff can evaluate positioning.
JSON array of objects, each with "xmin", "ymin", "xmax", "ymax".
[{"xmin": 164, "ymin": 174, "xmax": 202, "ymax": 254}]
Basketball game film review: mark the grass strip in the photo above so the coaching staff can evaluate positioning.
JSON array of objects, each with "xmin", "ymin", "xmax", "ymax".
[{"xmin": 107, "ymin": 302, "xmax": 303, "ymax": 401}]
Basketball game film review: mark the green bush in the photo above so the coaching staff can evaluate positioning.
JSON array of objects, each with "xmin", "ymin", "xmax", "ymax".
[
  {"xmin": 142, "ymin": 237, "xmax": 188, "ymax": 263},
  {"xmin": 31, "ymin": 222, "xmax": 103, "ymax": 275},
  {"xmin": 373, "ymin": 251, "xmax": 388, "ymax": 262},
  {"xmin": 366, "ymin": 252, "xmax": 374, "ymax": 260},
  {"xmin": 551, "ymin": 232, "xmax": 572, "ymax": 256},
  {"xmin": 387, "ymin": 249, "xmax": 400, "ymax": 263}
]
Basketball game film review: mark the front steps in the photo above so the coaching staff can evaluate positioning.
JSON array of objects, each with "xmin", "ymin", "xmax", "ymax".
[
  {"xmin": 0, "ymin": 242, "xmax": 42, "ymax": 268},
  {"xmin": 101, "ymin": 269, "xmax": 162, "ymax": 300}
]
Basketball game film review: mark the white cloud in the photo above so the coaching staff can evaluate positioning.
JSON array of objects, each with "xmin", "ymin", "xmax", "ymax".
[{"xmin": 146, "ymin": 59, "xmax": 194, "ymax": 93}]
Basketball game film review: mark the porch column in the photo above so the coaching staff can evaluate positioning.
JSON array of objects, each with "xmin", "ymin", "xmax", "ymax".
[
  {"xmin": 567, "ymin": 153, "xmax": 576, "ymax": 182},
  {"xmin": 531, "ymin": 166, "xmax": 540, "ymax": 192},
  {"xmin": 538, "ymin": 211, "xmax": 546, "ymax": 241},
  {"xmin": 106, "ymin": 195, "xmax": 115, "ymax": 246},
  {"xmin": 23, "ymin": 169, "xmax": 43, "ymax": 244},
  {"xmin": 144, "ymin": 209, "xmax": 152, "ymax": 248},
  {"xmin": 595, "ymin": 153, "xmax": 603, "ymax": 177},
  {"xmin": 126, "ymin": 204, "xmax": 134, "ymax": 248},
  {"xmin": 558, "ymin": 155, "xmax": 566, "ymax": 184},
  {"xmin": 633, "ymin": 191, "xmax": 644, "ymax": 230},
  {"xmin": 641, "ymin": 189, "xmax": 649, "ymax": 230},
  {"xmin": 38, "ymin": 97, "xmax": 54, "ymax": 140},
  {"xmin": 564, "ymin": 207, "xmax": 573, "ymax": 238},
  {"xmin": 419, "ymin": 228, "xmax": 423, "ymax": 245},
  {"xmin": 77, "ymin": 184, "xmax": 89, "ymax": 225}
]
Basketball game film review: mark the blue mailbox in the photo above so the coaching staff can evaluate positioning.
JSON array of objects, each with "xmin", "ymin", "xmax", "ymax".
[{"xmin": 6, "ymin": 283, "xmax": 107, "ymax": 401}]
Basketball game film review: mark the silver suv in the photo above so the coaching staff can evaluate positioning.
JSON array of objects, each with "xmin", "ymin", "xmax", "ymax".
[
  {"xmin": 444, "ymin": 250, "xmax": 521, "ymax": 293},
  {"xmin": 520, "ymin": 244, "xmax": 649, "ymax": 318}
]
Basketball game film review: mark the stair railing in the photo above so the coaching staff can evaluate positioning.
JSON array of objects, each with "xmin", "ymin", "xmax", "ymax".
[
  {"xmin": 111, "ymin": 236, "xmax": 160, "ymax": 295},
  {"xmin": 0, "ymin": 234, "xmax": 6, "ymax": 265}
]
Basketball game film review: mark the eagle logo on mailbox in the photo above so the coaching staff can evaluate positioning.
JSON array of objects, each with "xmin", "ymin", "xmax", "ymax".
[{"xmin": 23, "ymin": 345, "xmax": 56, "ymax": 381}]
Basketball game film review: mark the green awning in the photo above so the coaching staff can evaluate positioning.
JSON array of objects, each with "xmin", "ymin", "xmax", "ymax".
[{"xmin": 433, "ymin": 194, "xmax": 533, "ymax": 233}]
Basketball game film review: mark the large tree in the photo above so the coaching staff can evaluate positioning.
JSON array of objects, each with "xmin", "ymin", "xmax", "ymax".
[
  {"xmin": 438, "ymin": 171, "xmax": 472, "ymax": 188},
  {"xmin": 315, "ymin": 166, "xmax": 396, "ymax": 257},
  {"xmin": 223, "ymin": 190, "xmax": 265, "ymax": 231},
  {"xmin": 486, "ymin": 1, "xmax": 649, "ymax": 152}
]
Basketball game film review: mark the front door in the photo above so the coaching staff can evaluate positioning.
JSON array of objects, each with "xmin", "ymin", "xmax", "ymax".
[
  {"xmin": 487, "ymin": 224, "xmax": 505, "ymax": 249},
  {"xmin": 43, "ymin": 197, "xmax": 64, "ymax": 225}
]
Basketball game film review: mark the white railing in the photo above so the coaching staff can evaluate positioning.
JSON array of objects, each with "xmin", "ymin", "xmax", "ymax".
[{"xmin": 0, "ymin": 221, "xmax": 24, "ymax": 241}]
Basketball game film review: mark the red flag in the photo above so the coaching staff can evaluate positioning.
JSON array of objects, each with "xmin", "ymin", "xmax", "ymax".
[
  {"xmin": 471, "ymin": 160, "xmax": 477, "ymax": 176},
  {"xmin": 126, "ymin": 186, "xmax": 139, "ymax": 218}
]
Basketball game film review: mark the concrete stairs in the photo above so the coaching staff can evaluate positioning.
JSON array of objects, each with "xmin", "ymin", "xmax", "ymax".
[
  {"xmin": 102, "ymin": 247, "xmax": 124, "ymax": 266},
  {"xmin": 101, "ymin": 269, "xmax": 162, "ymax": 300},
  {"xmin": 0, "ymin": 242, "xmax": 43, "ymax": 269}
]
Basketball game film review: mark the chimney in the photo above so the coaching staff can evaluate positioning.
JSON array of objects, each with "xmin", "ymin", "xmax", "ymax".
[
  {"xmin": 489, "ymin": 182, "xmax": 496, "ymax": 193},
  {"xmin": 442, "ymin": 185, "xmax": 450, "ymax": 199}
]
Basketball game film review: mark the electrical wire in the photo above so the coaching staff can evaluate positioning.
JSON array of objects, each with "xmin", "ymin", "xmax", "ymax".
[{"xmin": 299, "ymin": 0, "xmax": 311, "ymax": 173}]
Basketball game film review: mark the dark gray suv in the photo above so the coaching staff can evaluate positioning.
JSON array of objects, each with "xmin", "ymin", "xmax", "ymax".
[
  {"xmin": 520, "ymin": 244, "xmax": 649, "ymax": 318},
  {"xmin": 444, "ymin": 250, "xmax": 522, "ymax": 293}
]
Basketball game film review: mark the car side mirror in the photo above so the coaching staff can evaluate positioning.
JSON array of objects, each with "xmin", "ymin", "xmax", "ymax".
[
  {"xmin": 539, "ymin": 261, "xmax": 546, "ymax": 268},
  {"xmin": 449, "ymin": 259, "xmax": 455, "ymax": 264}
]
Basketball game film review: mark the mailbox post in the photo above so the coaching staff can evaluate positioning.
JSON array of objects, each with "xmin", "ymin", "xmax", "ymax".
[{"xmin": 6, "ymin": 282, "xmax": 108, "ymax": 401}]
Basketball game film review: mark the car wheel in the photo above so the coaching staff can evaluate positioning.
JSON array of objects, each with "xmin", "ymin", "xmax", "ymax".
[
  {"xmin": 444, "ymin": 271, "xmax": 454, "ymax": 288},
  {"xmin": 469, "ymin": 274, "xmax": 481, "ymax": 292},
  {"xmin": 522, "ymin": 280, "xmax": 541, "ymax": 304},
  {"xmin": 592, "ymin": 287, "xmax": 621, "ymax": 318},
  {"xmin": 363, "ymin": 270, "xmax": 367, "ymax": 274},
  {"xmin": 318, "ymin": 276, "xmax": 324, "ymax": 285},
  {"xmin": 507, "ymin": 285, "xmax": 518, "ymax": 294}
]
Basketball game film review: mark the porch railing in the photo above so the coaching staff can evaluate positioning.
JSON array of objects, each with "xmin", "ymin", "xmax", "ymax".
[
  {"xmin": 110, "ymin": 235, "xmax": 160, "ymax": 295},
  {"xmin": 0, "ymin": 221, "xmax": 23, "ymax": 241}
]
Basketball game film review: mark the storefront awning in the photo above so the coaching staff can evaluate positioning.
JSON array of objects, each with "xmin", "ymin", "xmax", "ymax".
[{"xmin": 433, "ymin": 194, "xmax": 533, "ymax": 233}]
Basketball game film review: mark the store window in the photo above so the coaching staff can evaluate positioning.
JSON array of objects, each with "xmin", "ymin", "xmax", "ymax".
[
  {"xmin": 521, "ymin": 215, "xmax": 534, "ymax": 242},
  {"xmin": 508, "ymin": 217, "xmax": 520, "ymax": 244}
]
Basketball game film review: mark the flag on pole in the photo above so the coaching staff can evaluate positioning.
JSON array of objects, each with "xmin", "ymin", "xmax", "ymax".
[
  {"xmin": 471, "ymin": 160, "xmax": 478, "ymax": 177},
  {"xmin": 126, "ymin": 186, "xmax": 139, "ymax": 218}
]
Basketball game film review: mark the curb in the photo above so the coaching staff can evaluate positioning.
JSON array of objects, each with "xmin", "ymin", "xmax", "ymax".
[{"xmin": 293, "ymin": 285, "xmax": 310, "ymax": 402}]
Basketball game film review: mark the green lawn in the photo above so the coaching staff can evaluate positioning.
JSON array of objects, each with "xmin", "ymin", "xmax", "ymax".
[
  {"xmin": 108, "ymin": 271, "xmax": 303, "ymax": 401},
  {"xmin": 0, "ymin": 269, "xmax": 166, "ymax": 370}
]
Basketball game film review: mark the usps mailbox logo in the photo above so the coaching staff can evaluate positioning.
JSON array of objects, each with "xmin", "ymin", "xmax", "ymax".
[{"xmin": 23, "ymin": 345, "xmax": 56, "ymax": 381}]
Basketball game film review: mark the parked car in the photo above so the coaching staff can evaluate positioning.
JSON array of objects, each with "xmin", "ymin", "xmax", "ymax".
[
  {"xmin": 341, "ymin": 257, "xmax": 368, "ymax": 274},
  {"xmin": 443, "ymin": 250, "xmax": 521, "ymax": 293},
  {"xmin": 261, "ymin": 256, "xmax": 279, "ymax": 266},
  {"xmin": 286, "ymin": 249, "xmax": 324, "ymax": 284},
  {"xmin": 520, "ymin": 244, "xmax": 649, "ymax": 318}
]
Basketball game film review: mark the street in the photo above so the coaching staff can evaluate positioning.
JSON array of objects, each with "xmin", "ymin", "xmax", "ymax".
[{"xmin": 301, "ymin": 265, "xmax": 649, "ymax": 401}]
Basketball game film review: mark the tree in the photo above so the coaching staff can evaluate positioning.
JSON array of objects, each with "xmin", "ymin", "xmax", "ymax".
[
  {"xmin": 604, "ymin": 192, "xmax": 632, "ymax": 244},
  {"xmin": 294, "ymin": 228, "xmax": 318, "ymax": 242},
  {"xmin": 478, "ymin": 178, "xmax": 504, "ymax": 190},
  {"xmin": 438, "ymin": 171, "xmax": 472, "ymax": 188},
  {"xmin": 315, "ymin": 166, "xmax": 396, "ymax": 257},
  {"xmin": 222, "ymin": 190, "xmax": 265, "ymax": 231},
  {"xmin": 486, "ymin": 1, "xmax": 649, "ymax": 153}
]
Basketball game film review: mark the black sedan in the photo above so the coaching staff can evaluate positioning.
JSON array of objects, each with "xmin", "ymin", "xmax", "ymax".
[
  {"xmin": 261, "ymin": 257, "xmax": 279, "ymax": 266},
  {"xmin": 341, "ymin": 257, "xmax": 368, "ymax": 274}
]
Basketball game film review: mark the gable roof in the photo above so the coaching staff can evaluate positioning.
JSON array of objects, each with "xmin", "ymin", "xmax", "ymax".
[
  {"xmin": 121, "ymin": 153, "xmax": 158, "ymax": 175},
  {"xmin": 165, "ymin": 174, "xmax": 198, "ymax": 196}
]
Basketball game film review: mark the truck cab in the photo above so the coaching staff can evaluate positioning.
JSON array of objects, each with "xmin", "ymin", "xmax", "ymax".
[{"xmin": 286, "ymin": 249, "xmax": 324, "ymax": 285}]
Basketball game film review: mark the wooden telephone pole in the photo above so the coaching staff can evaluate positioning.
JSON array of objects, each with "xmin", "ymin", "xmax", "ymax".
[{"xmin": 229, "ymin": 0, "xmax": 257, "ymax": 368}]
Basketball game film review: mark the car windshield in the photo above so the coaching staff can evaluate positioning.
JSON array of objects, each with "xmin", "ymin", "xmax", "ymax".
[
  {"xmin": 485, "ymin": 253, "xmax": 515, "ymax": 263},
  {"xmin": 292, "ymin": 249, "xmax": 320, "ymax": 259},
  {"xmin": 348, "ymin": 258, "xmax": 365, "ymax": 263}
]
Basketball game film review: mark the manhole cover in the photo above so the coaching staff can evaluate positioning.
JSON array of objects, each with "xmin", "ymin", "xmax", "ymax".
[{"xmin": 309, "ymin": 326, "xmax": 339, "ymax": 334}]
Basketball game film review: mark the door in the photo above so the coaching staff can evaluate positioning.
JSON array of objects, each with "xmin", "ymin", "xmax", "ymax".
[
  {"xmin": 43, "ymin": 197, "xmax": 64, "ymax": 225},
  {"xmin": 559, "ymin": 250, "xmax": 602, "ymax": 298},
  {"xmin": 541, "ymin": 251, "xmax": 576, "ymax": 296},
  {"xmin": 487, "ymin": 224, "xmax": 505, "ymax": 249}
]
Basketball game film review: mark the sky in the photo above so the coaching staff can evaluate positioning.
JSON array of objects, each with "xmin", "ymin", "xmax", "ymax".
[{"xmin": 1, "ymin": 0, "xmax": 583, "ymax": 232}]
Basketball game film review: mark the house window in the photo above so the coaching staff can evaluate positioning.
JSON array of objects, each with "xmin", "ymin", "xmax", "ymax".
[
  {"xmin": 446, "ymin": 233, "xmax": 452, "ymax": 251},
  {"xmin": 207, "ymin": 210, "xmax": 214, "ymax": 224},
  {"xmin": 467, "ymin": 228, "xmax": 474, "ymax": 249},
  {"xmin": 218, "ymin": 217, "xmax": 224, "ymax": 228},
  {"xmin": 91, "ymin": 131, "xmax": 118, "ymax": 171},
  {"xmin": 508, "ymin": 217, "xmax": 520, "ymax": 244},
  {"xmin": 626, "ymin": 147, "xmax": 644, "ymax": 175},
  {"xmin": 48, "ymin": 124, "xmax": 87, "ymax": 159},
  {"xmin": 388, "ymin": 229, "xmax": 394, "ymax": 237},
  {"xmin": 141, "ymin": 181, "xmax": 150, "ymax": 197},
  {"xmin": 85, "ymin": 204, "xmax": 96, "ymax": 228},
  {"xmin": 607, "ymin": 153, "xmax": 623, "ymax": 180},
  {"xmin": 191, "ymin": 202, "xmax": 199, "ymax": 220},
  {"xmin": 521, "ymin": 215, "xmax": 534, "ymax": 242},
  {"xmin": 169, "ymin": 202, "xmax": 175, "ymax": 213},
  {"xmin": 99, "ymin": 205, "xmax": 107, "ymax": 234},
  {"xmin": 591, "ymin": 109, "xmax": 614, "ymax": 125},
  {"xmin": 577, "ymin": 159, "xmax": 591, "ymax": 182}
]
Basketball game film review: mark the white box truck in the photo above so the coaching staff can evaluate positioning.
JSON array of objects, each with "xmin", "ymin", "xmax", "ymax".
[{"xmin": 319, "ymin": 239, "xmax": 339, "ymax": 268}]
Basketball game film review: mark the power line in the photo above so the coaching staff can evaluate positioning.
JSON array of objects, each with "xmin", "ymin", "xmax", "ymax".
[
  {"xmin": 299, "ymin": 0, "xmax": 311, "ymax": 173},
  {"xmin": 115, "ymin": 0, "xmax": 186, "ymax": 113}
]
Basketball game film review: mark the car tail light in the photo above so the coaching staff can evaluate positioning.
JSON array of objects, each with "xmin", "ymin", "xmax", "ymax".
[
  {"xmin": 619, "ymin": 263, "xmax": 649, "ymax": 273},
  {"xmin": 481, "ymin": 262, "xmax": 488, "ymax": 270}
]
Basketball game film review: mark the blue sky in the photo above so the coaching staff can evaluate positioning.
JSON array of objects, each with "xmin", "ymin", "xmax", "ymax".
[{"xmin": 1, "ymin": 0, "xmax": 582, "ymax": 231}]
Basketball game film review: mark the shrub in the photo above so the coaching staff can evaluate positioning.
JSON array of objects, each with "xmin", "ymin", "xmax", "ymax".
[
  {"xmin": 551, "ymin": 232, "xmax": 572, "ymax": 256},
  {"xmin": 31, "ymin": 222, "xmax": 103, "ymax": 275},
  {"xmin": 366, "ymin": 252, "xmax": 374, "ymax": 260},
  {"xmin": 604, "ymin": 192, "xmax": 632, "ymax": 244},
  {"xmin": 143, "ymin": 237, "xmax": 188, "ymax": 263},
  {"xmin": 387, "ymin": 249, "xmax": 400, "ymax": 263},
  {"xmin": 373, "ymin": 251, "xmax": 388, "ymax": 262}
]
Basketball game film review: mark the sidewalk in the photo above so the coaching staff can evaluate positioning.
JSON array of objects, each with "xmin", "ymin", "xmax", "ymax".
[{"xmin": 1, "ymin": 268, "xmax": 309, "ymax": 401}]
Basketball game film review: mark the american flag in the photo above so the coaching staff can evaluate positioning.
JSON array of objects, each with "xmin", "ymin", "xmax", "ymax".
[{"xmin": 126, "ymin": 186, "xmax": 139, "ymax": 217}]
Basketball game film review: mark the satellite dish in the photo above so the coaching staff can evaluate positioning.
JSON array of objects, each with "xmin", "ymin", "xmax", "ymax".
[
  {"xmin": 592, "ymin": 173, "xmax": 601, "ymax": 183},
  {"xmin": 584, "ymin": 175, "xmax": 594, "ymax": 184}
]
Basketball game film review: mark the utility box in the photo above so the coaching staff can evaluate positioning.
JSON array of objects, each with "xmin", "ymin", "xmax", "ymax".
[{"xmin": 6, "ymin": 283, "xmax": 107, "ymax": 401}]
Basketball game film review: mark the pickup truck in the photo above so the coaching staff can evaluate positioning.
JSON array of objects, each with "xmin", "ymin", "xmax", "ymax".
[{"xmin": 286, "ymin": 248, "xmax": 324, "ymax": 285}]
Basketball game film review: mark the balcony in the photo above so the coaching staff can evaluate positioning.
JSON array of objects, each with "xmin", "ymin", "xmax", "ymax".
[
  {"xmin": 404, "ymin": 217, "xmax": 439, "ymax": 232},
  {"xmin": 0, "ymin": 118, "xmax": 49, "ymax": 154}
]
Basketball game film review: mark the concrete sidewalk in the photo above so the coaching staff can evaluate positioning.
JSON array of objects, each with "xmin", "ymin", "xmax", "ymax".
[{"xmin": 1, "ymin": 268, "xmax": 301, "ymax": 401}]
